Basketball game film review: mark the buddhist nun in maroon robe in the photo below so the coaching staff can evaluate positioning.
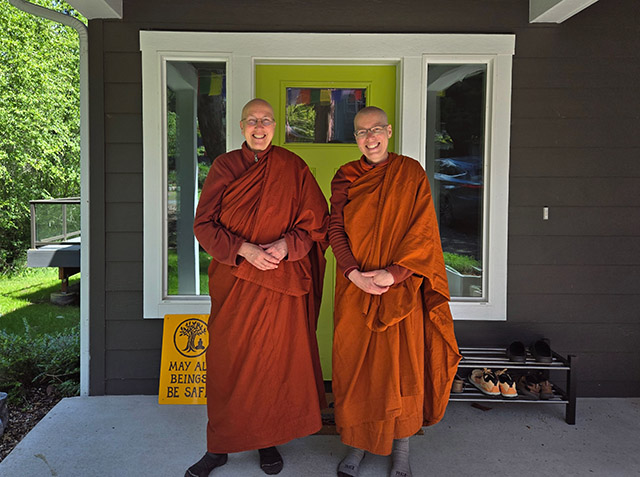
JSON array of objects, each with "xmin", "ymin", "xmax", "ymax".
[
  {"xmin": 329, "ymin": 107, "xmax": 460, "ymax": 471},
  {"xmin": 189, "ymin": 99, "xmax": 328, "ymax": 476}
]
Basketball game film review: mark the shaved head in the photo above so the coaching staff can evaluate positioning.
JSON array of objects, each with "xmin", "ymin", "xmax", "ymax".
[
  {"xmin": 242, "ymin": 98, "xmax": 274, "ymax": 119},
  {"xmin": 354, "ymin": 106, "xmax": 388, "ymax": 128},
  {"xmin": 353, "ymin": 106, "xmax": 392, "ymax": 164},
  {"xmin": 240, "ymin": 98, "xmax": 276, "ymax": 152}
]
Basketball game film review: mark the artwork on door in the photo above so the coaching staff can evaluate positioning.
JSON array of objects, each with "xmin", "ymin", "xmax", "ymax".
[{"xmin": 285, "ymin": 87, "xmax": 366, "ymax": 144}]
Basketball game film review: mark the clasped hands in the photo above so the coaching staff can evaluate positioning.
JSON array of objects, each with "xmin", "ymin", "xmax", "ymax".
[
  {"xmin": 347, "ymin": 268, "xmax": 394, "ymax": 295},
  {"xmin": 238, "ymin": 238, "xmax": 288, "ymax": 271}
]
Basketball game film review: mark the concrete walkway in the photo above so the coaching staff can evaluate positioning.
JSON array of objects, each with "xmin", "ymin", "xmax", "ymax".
[{"xmin": 1, "ymin": 396, "xmax": 638, "ymax": 476}]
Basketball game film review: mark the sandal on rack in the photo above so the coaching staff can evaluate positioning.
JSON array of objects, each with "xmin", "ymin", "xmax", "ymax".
[
  {"xmin": 506, "ymin": 341, "xmax": 526, "ymax": 363},
  {"xmin": 530, "ymin": 339, "xmax": 553, "ymax": 363}
]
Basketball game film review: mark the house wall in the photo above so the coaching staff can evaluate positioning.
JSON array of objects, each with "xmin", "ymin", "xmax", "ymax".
[{"xmin": 90, "ymin": 0, "xmax": 640, "ymax": 396}]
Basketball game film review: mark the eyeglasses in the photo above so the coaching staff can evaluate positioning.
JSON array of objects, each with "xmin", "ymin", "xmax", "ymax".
[
  {"xmin": 354, "ymin": 125, "xmax": 388, "ymax": 138},
  {"xmin": 243, "ymin": 117, "xmax": 275, "ymax": 127}
]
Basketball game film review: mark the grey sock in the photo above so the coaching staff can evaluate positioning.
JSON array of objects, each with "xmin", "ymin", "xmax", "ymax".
[
  {"xmin": 390, "ymin": 437, "xmax": 412, "ymax": 477},
  {"xmin": 337, "ymin": 446, "xmax": 365, "ymax": 477}
]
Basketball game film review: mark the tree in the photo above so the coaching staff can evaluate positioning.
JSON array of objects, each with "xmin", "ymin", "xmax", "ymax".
[
  {"xmin": 0, "ymin": 1, "xmax": 84, "ymax": 271},
  {"xmin": 178, "ymin": 321, "xmax": 206, "ymax": 354}
]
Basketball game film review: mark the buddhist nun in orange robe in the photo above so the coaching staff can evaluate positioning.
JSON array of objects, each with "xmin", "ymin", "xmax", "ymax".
[
  {"xmin": 188, "ymin": 99, "xmax": 328, "ymax": 477},
  {"xmin": 329, "ymin": 107, "xmax": 460, "ymax": 477}
]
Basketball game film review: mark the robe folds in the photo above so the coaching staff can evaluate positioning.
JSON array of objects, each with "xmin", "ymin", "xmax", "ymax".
[
  {"xmin": 194, "ymin": 142, "xmax": 329, "ymax": 454},
  {"xmin": 329, "ymin": 153, "xmax": 461, "ymax": 456}
]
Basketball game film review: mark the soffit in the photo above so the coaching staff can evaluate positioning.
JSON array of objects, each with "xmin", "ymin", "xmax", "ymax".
[
  {"xmin": 64, "ymin": 0, "xmax": 599, "ymax": 23},
  {"xmin": 66, "ymin": 0, "xmax": 122, "ymax": 19},
  {"xmin": 530, "ymin": 0, "xmax": 600, "ymax": 23}
]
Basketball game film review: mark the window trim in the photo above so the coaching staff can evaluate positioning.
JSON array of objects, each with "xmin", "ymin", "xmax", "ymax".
[
  {"xmin": 423, "ymin": 55, "xmax": 512, "ymax": 321},
  {"xmin": 140, "ymin": 31, "xmax": 515, "ymax": 320}
]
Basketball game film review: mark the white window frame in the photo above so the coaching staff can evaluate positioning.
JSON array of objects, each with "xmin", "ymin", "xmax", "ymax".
[
  {"xmin": 140, "ymin": 31, "xmax": 515, "ymax": 320},
  {"xmin": 422, "ymin": 55, "xmax": 512, "ymax": 320}
]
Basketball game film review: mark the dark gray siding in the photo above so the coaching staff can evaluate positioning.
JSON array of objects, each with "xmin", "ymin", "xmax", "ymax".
[
  {"xmin": 93, "ymin": 16, "xmax": 162, "ymax": 395},
  {"xmin": 90, "ymin": 0, "xmax": 640, "ymax": 396},
  {"xmin": 497, "ymin": 1, "xmax": 640, "ymax": 396},
  {"xmin": 88, "ymin": 20, "xmax": 106, "ymax": 395}
]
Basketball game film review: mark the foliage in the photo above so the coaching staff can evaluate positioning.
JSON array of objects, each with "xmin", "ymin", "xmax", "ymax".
[
  {"xmin": 167, "ymin": 109, "xmax": 177, "ymax": 158},
  {"xmin": 0, "ymin": 1, "xmax": 85, "ymax": 271},
  {"xmin": 286, "ymin": 103, "xmax": 316, "ymax": 142},
  {"xmin": 0, "ymin": 325, "xmax": 80, "ymax": 403},
  {"xmin": 443, "ymin": 252, "xmax": 481, "ymax": 275}
]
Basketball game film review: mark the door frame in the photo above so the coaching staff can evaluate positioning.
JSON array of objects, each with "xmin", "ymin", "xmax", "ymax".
[{"xmin": 140, "ymin": 32, "xmax": 515, "ymax": 321}]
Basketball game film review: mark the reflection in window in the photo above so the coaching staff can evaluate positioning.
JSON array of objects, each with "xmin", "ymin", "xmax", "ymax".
[
  {"xmin": 426, "ymin": 64, "xmax": 486, "ymax": 299},
  {"xmin": 167, "ymin": 61, "xmax": 226, "ymax": 296},
  {"xmin": 285, "ymin": 88, "xmax": 366, "ymax": 143}
]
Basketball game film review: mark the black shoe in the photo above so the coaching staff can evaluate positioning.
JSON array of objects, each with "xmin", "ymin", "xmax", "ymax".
[
  {"xmin": 530, "ymin": 339, "xmax": 552, "ymax": 363},
  {"xmin": 259, "ymin": 446, "xmax": 284, "ymax": 475},
  {"xmin": 506, "ymin": 341, "xmax": 526, "ymax": 363},
  {"xmin": 185, "ymin": 452, "xmax": 228, "ymax": 477}
]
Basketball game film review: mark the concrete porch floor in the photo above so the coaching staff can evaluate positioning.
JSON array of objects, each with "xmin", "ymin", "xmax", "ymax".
[{"xmin": 0, "ymin": 396, "xmax": 638, "ymax": 476}]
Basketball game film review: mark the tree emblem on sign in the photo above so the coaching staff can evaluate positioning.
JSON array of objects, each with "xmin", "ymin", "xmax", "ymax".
[{"xmin": 173, "ymin": 318, "xmax": 209, "ymax": 358}]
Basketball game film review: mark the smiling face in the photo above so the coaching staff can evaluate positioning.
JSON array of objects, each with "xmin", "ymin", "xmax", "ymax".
[
  {"xmin": 354, "ymin": 108, "xmax": 392, "ymax": 164},
  {"xmin": 240, "ymin": 99, "xmax": 276, "ymax": 153}
]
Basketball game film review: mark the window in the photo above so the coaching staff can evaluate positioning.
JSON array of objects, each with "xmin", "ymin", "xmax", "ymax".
[
  {"xmin": 141, "ymin": 32, "xmax": 514, "ymax": 320},
  {"xmin": 166, "ymin": 61, "xmax": 226, "ymax": 296},
  {"xmin": 285, "ymin": 88, "xmax": 366, "ymax": 143},
  {"xmin": 426, "ymin": 64, "xmax": 486, "ymax": 299},
  {"xmin": 424, "ymin": 55, "xmax": 512, "ymax": 320}
]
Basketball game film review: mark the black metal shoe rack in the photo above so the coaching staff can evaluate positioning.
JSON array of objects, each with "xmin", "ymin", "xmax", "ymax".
[{"xmin": 449, "ymin": 347, "xmax": 577, "ymax": 424}]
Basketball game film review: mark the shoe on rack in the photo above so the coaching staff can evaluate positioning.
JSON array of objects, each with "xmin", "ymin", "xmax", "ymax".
[
  {"xmin": 468, "ymin": 368, "xmax": 500, "ymax": 396},
  {"xmin": 495, "ymin": 369, "xmax": 518, "ymax": 399},
  {"xmin": 506, "ymin": 341, "xmax": 526, "ymax": 363},
  {"xmin": 529, "ymin": 371, "xmax": 553, "ymax": 400},
  {"xmin": 451, "ymin": 374, "xmax": 464, "ymax": 393},
  {"xmin": 516, "ymin": 374, "xmax": 540, "ymax": 400},
  {"xmin": 530, "ymin": 339, "xmax": 553, "ymax": 363},
  {"xmin": 538, "ymin": 378, "xmax": 553, "ymax": 400}
]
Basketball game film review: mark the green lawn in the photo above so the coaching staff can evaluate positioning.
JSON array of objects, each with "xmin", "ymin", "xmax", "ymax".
[
  {"xmin": 167, "ymin": 249, "xmax": 210, "ymax": 295},
  {"xmin": 0, "ymin": 267, "xmax": 80, "ymax": 336}
]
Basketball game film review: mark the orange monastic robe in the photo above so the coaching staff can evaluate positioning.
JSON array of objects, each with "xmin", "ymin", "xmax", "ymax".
[
  {"xmin": 194, "ymin": 142, "xmax": 329, "ymax": 453},
  {"xmin": 329, "ymin": 153, "xmax": 461, "ymax": 456}
]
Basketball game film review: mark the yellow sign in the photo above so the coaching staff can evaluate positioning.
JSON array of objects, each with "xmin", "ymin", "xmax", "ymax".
[{"xmin": 158, "ymin": 314, "xmax": 209, "ymax": 404}]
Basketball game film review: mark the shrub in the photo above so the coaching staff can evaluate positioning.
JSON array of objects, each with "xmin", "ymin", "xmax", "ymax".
[
  {"xmin": 0, "ymin": 325, "xmax": 80, "ymax": 402},
  {"xmin": 443, "ymin": 252, "xmax": 481, "ymax": 275}
]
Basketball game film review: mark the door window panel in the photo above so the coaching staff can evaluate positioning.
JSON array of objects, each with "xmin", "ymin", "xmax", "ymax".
[
  {"xmin": 285, "ymin": 87, "xmax": 366, "ymax": 144},
  {"xmin": 426, "ymin": 64, "xmax": 486, "ymax": 299},
  {"xmin": 166, "ymin": 61, "xmax": 226, "ymax": 296}
]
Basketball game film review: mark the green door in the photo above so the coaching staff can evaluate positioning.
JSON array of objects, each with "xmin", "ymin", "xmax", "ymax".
[{"xmin": 256, "ymin": 64, "xmax": 396, "ymax": 378}]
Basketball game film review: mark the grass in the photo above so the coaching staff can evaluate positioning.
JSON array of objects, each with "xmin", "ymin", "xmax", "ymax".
[
  {"xmin": 0, "ymin": 267, "xmax": 80, "ymax": 336},
  {"xmin": 443, "ymin": 252, "xmax": 482, "ymax": 275},
  {"xmin": 167, "ymin": 249, "xmax": 210, "ymax": 295}
]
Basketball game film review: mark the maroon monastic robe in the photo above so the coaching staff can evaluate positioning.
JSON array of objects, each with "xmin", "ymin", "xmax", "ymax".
[
  {"xmin": 194, "ymin": 142, "xmax": 329, "ymax": 453},
  {"xmin": 329, "ymin": 153, "xmax": 461, "ymax": 455}
]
